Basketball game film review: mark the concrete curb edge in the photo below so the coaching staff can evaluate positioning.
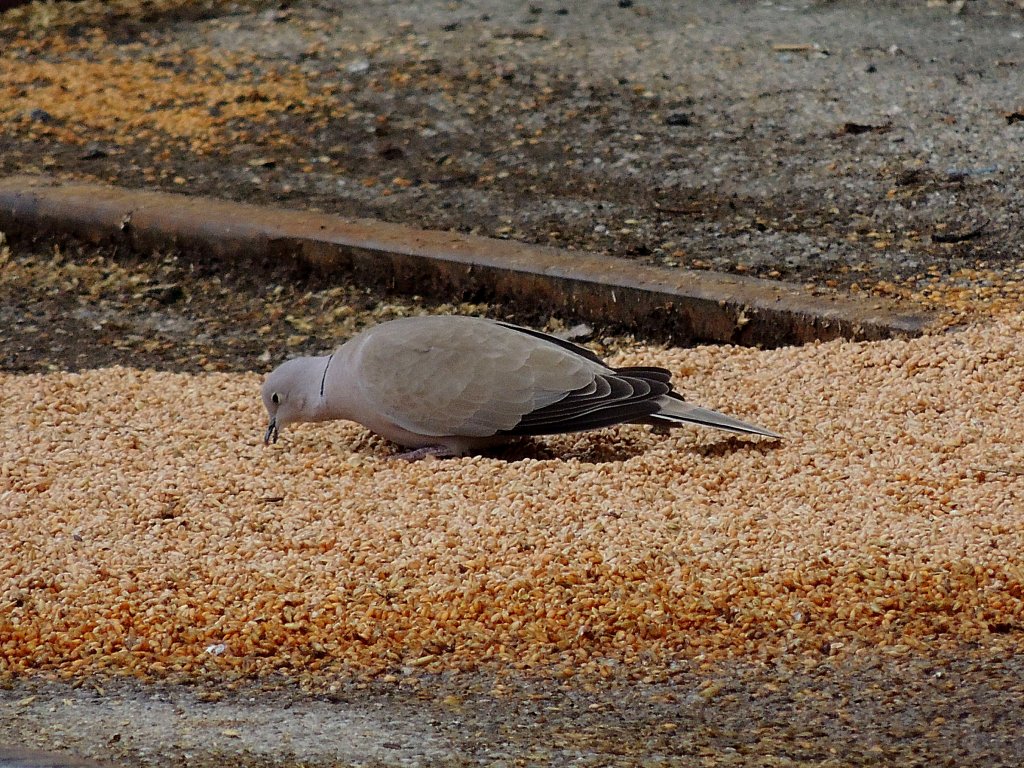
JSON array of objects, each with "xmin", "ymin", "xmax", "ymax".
[{"xmin": 0, "ymin": 176, "xmax": 934, "ymax": 346}]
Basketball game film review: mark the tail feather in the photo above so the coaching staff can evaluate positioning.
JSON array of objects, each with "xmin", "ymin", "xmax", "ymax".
[{"xmin": 648, "ymin": 397, "xmax": 782, "ymax": 439}]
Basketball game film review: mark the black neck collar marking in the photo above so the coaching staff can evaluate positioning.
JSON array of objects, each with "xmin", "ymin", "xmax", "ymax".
[{"xmin": 320, "ymin": 353, "xmax": 334, "ymax": 397}]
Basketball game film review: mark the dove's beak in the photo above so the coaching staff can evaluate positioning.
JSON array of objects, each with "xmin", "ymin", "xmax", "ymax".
[{"xmin": 264, "ymin": 418, "xmax": 279, "ymax": 445}]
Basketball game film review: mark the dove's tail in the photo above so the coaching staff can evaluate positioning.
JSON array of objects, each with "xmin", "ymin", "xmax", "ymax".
[{"xmin": 646, "ymin": 395, "xmax": 782, "ymax": 439}]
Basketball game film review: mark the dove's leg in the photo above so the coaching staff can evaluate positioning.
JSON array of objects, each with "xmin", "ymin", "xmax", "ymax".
[{"xmin": 392, "ymin": 445, "xmax": 457, "ymax": 461}]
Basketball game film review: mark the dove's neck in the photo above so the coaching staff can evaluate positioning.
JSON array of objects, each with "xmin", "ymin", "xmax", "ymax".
[
  {"xmin": 313, "ymin": 341, "xmax": 367, "ymax": 424},
  {"xmin": 300, "ymin": 354, "xmax": 337, "ymax": 423}
]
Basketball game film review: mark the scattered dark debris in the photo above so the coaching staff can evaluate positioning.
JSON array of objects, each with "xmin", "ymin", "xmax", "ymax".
[
  {"xmin": 932, "ymin": 220, "xmax": 989, "ymax": 244},
  {"xmin": 838, "ymin": 121, "xmax": 891, "ymax": 136},
  {"xmin": 895, "ymin": 168, "xmax": 927, "ymax": 186},
  {"xmin": 664, "ymin": 112, "xmax": 694, "ymax": 127}
]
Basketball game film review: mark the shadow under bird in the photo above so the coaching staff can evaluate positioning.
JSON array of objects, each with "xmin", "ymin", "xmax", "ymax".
[{"xmin": 261, "ymin": 315, "xmax": 781, "ymax": 458}]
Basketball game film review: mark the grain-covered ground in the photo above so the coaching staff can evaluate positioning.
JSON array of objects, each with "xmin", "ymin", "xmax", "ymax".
[
  {"xmin": 4, "ymin": 299, "xmax": 1024, "ymax": 683},
  {"xmin": 3, "ymin": 235, "xmax": 1024, "ymax": 765}
]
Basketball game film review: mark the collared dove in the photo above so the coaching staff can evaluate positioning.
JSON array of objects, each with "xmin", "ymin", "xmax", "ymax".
[{"xmin": 261, "ymin": 315, "xmax": 781, "ymax": 457}]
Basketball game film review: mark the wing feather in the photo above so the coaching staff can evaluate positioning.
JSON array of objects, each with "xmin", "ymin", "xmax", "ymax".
[
  {"xmin": 352, "ymin": 317, "xmax": 598, "ymax": 437},
  {"xmin": 506, "ymin": 373, "xmax": 670, "ymax": 435}
]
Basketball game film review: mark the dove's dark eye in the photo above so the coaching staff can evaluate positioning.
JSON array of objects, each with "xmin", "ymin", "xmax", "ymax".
[{"xmin": 271, "ymin": 392, "xmax": 280, "ymax": 405}]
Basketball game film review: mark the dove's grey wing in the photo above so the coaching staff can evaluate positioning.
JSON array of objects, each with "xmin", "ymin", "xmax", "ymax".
[
  {"xmin": 492, "ymin": 320, "xmax": 607, "ymax": 365},
  {"xmin": 342, "ymin": 315, "xmax": 781, "ymax": 442},
  {"xmin": 505, "ymin": 367, "xmax": 672, "ymax": 436},
  {"xmin": 484, "ymin": 323, "xmax": 676, "ymax": 434},
  {"xmin": 350, "ymin": 317, "xmax": 601, "ymax": 437}
]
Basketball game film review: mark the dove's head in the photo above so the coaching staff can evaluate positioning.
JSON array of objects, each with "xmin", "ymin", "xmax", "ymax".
[{"xmin": 261, "ymin": 356, "xmax": 319, "ymax": 445}]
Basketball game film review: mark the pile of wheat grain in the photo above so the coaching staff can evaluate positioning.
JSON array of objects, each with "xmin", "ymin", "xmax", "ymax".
[{"xmin": 2, "ymin": 314, "xmax": 1024, "ymax": 683}]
